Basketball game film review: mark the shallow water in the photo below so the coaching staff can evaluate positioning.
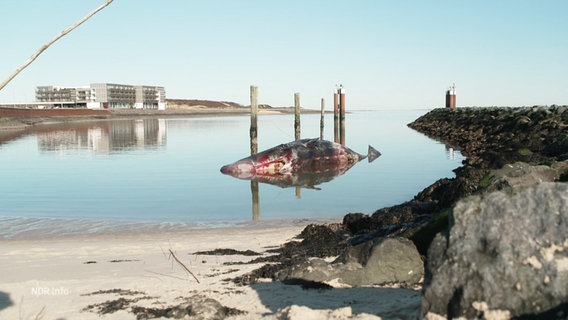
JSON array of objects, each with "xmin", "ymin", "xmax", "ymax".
[{"xmin": 0, "ymin": 110, "xmax": 464, "ymax": 238}]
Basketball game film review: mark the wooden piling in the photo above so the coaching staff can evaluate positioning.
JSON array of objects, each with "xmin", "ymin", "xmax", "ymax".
[
  {"xmin": 250, "ymin": 85, "xmax": 258, "ymax": 155},
  {"xmin": 339, "ymin": 87, "xmax": 346, "ymax": 145},
  {"xmin": 333, "ymin": 90, "xmax": 339, "ymax": 143},
  {"xmin": 250, "ymin": 85, "xmax": 259, "ymax": 220},
  {"xmin": 294, "ymin": 92, "xmax": 302, "ymax": 198},
  {"xmin": 294, "ymin": 92, "xmax": 301, "ymax": 141},
  {"xmin": 320, "ymin": 98, "xmax": 325, "ymax": 140}
]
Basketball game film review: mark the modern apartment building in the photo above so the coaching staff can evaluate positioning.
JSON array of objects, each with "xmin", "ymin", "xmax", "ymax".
[{"xmin": 35, "ymin": 83, "xmax": 166, "ymax": 110}]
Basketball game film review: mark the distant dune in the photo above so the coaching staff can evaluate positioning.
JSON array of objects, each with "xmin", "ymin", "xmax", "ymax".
[
  {"xmin": 166, "ymin": 99, "xmax": 244, "ymax": 109},
  {"xmin": 166, "ymin": 99, "xmax": 280, "ymax": 110}
]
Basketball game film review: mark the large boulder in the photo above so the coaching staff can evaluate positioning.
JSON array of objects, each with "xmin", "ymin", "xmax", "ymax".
[
  {"xmin": 131, "ymin": 295, "xmax": 242, "ymax": 319},
  {"xmin": 277, "ymin": 306, "xmax": 381, "ymax": 320},
  {"xmin": 486, "ymin": 161, "xmax": 562, "ymax": 191},
  {"xmin": 421, "ymin": 182, "xmax": 568, "ymax": 318},
  {"xmin": 280, "ymin": 237, "xmax": 423, "ymax": 287}
]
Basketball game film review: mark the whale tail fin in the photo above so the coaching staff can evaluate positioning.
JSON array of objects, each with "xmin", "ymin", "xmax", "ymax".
[{"xmin": 367, "ymin": 145, "xmax": 381, "ymax": 163}]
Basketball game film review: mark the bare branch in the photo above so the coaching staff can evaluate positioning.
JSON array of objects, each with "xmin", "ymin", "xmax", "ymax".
[
  {"xmin": 0, "ymin": 0, "xmax": 114, "ymax": 91},
  {"xmin": 168, "ymin": 249, "xmax": 200, "ymax": 283}
]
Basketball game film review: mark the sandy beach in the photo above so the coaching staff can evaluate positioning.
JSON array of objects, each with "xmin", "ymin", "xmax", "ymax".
[{"xmin": 0, "ymin": 221, "xmax": 420, "ymax": 319}]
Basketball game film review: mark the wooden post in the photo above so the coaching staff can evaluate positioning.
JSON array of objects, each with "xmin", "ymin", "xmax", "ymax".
[
  {"xmin": 294, "ymin": 92, "xmax": 301, "ymax": 198},
  {"xmin": 333, "ymin": 90, "xmax": 339, "ymax": 143},
  {"xmin": 320, "ymin": 98, "xmax": 325, "ymax": 140},
  {"xmin": 250, "ymin": 86, "xmax": 258, "ymax": 155},
  {"xmin": 339, "ymin": 87, "xmax": 346, "ymax": 146},
  {"xmin": 294, "ymin": 92, "xmax": 301, "ymax": 141},
  {"xmin": 250, "ymin": 85, "xmax": 259, "ymax": 221}
]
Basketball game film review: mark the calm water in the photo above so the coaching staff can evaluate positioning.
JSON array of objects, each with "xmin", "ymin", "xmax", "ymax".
[{"xmin": 0, "ymin": 110, "xmax": 464, "ymax": 238}]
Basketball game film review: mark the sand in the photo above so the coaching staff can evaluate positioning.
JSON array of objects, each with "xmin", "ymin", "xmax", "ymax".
[{"xmin": 0, "ymin": 222, "xmax": 421, "ymax": 319}]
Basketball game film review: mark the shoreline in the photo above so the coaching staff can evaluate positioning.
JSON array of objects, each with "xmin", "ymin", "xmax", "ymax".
[
  {"xmin": 0, "ymin": 106, "xmax": 324, "ymax": 130},
  {"xmin": 0, "ymin": 216, "xmax": 340, "ymax": 241}
]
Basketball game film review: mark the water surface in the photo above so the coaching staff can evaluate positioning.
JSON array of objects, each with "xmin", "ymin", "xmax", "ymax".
[{"xmin": 0, "ymin": 110, "xmax": 464, "ymax": 238}]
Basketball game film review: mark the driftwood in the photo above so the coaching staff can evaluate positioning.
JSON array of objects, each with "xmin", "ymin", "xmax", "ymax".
[
  {"xmin": 0, "ymin": 0, "xmax": 114, "ymax": 91},
  {"xmin": 168, "ymin": 249, "xmax": 200, "ymax": 283}
]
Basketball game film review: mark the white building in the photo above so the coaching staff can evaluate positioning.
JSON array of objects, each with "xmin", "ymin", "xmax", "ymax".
[{"xmin": 35, "ymin": 83, "xmax": 166, "ymax": 110}]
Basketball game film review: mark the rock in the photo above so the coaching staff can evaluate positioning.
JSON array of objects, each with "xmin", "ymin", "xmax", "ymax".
[
  {"xmin": 131, "ymin": 295, "xmax": 242, "ymax": 320},
  {"xmin": 421, "ymin": 182, "xmax": 568, "ymax": 319},
  {"xmin": 281, "ymin": 237, "xmax": 423, "ymax": 287},
  {"xmin": 343, "ymin": 213, "xmax": 372, "ymax": 234},
  {"xmin": 486, "ymin": 161, "xmax": 561, "ymax": 191},
  {"xmin": 231, "ymin": 223, "xmax": 350, "ymax": 285},
  {"xmin": 297, "ymin": 223, "xmax": 349, "ymax": 257},
  {"xmin": 370, "ymin": 201, "xmax": 436, "ymax": 231},
  {"xmin": 277, "ymin": 305, "xmax": 381, "ymax": 320},
  {"xmin": 185, "ymin": 295, "xmax": 231, "ymax": 320}
]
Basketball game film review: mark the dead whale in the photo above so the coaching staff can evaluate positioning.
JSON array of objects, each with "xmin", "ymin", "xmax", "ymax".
[{"xmin": 220, "ymin": 138, "xmax": 380, "ymax": 184}]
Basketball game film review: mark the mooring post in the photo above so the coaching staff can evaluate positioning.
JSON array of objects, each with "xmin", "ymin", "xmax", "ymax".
[
  {"xmin": 320, "ymin": 98, "xmax": 325, "ymax": 140},
  {"xmin": 333, "ymin": 89, "xmax": 339, "ymax": 143},
  {"xmin": 250, "ymin": 85, "xmax": 259, "ymax": 221},
  {"xmin": 339, "ymin": 86, "xmax": 346, "ymax": 146},
  {"xmin": 294, "ymin": 92, "xmax": 301, "ymax": 141},
  {"xmin": 250, "ymin": 85, "xmax": 258, "ymax": 155},
  {"xmin": 251, "ymin": 180, "xmax": 259, "ymax": 221},
  {"xmin": 294, "ymin": 92, "xmax": 302, "ymax": 198}
]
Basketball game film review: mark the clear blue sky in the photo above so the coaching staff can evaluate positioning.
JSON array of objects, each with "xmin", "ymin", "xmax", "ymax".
[{"xmin": 1, "ymin": 0, "xmax": 567, "ymax": 109}]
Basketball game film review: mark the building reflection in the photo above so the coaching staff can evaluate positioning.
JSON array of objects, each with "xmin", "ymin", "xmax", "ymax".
[
  {"xmin": 36, "ymin": 119, "xmax": 167, "ymax": 153},
  {"xmin": 445, "ymin": 145, "xmax": 456, "ymax": 160}
]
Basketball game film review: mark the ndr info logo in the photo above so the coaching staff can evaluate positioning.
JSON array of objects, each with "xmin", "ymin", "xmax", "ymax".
[{"xmin": 31, "ymin": 283, "xmax": 70, "ymax": 296}]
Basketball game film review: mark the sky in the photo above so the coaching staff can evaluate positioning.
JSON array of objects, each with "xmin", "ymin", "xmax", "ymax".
[{"xmin": 0, "ymin": 1, "xmax": 567, "ymax": 109}]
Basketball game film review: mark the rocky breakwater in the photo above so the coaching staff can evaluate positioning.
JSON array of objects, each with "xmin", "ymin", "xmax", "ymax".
[
  {"xmin": 232, "ymin": 106, "xmax": 567, "ymax": 319},
  {"xmin": 409, "ymin": 106, "xmax": 568, "ymax": 319},
  {"xmin": 408, "ymin": 105, "xmax": 568, "ymax": 168}
]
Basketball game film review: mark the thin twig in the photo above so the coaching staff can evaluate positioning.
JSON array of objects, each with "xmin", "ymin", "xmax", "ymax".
[
  {"xmin": 145, "ymin": 270, "xmax": 188, "ymax": 281},
  {"xmin": 34, "ymin": 306, "xmax": 46, "ymax": 320},
  {"xmin": 168, "ymin": 249, "xmax": 200, "ymax": 283},
  {"xmin": 0, "ymin": 0, "xmax": 114, "ymax": 91}
]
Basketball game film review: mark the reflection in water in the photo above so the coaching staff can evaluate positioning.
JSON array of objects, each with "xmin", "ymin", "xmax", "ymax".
[
  {"xmin": 220, "ymin": 138, "xmax": 370, "ymax": 189},
  {"xmin": 445, "ymin": 145, "xmax": 456, "ymax": 160},
  {"xmin": 251, "ymin": 180, "xmax": 260, "ymax": 221},
  {"xmin": 241, "ymin": 164, "xmax": 360, "ymax": 190},
  {"xmin": 36, "ymin": 119, "xmax": 167, "ymax": 153},
  {"xmin": 221, "ymin": 138, "xmax": 373, "ymax": 221},
  {"xmin": 245, "ymin": 154, "xmax": 362, "ymax": 221}
]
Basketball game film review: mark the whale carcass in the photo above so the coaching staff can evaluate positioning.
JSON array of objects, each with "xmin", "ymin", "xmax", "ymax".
[{"xmin": 220, "ymin": 138, "xmax": 380, "ymax": 185}]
